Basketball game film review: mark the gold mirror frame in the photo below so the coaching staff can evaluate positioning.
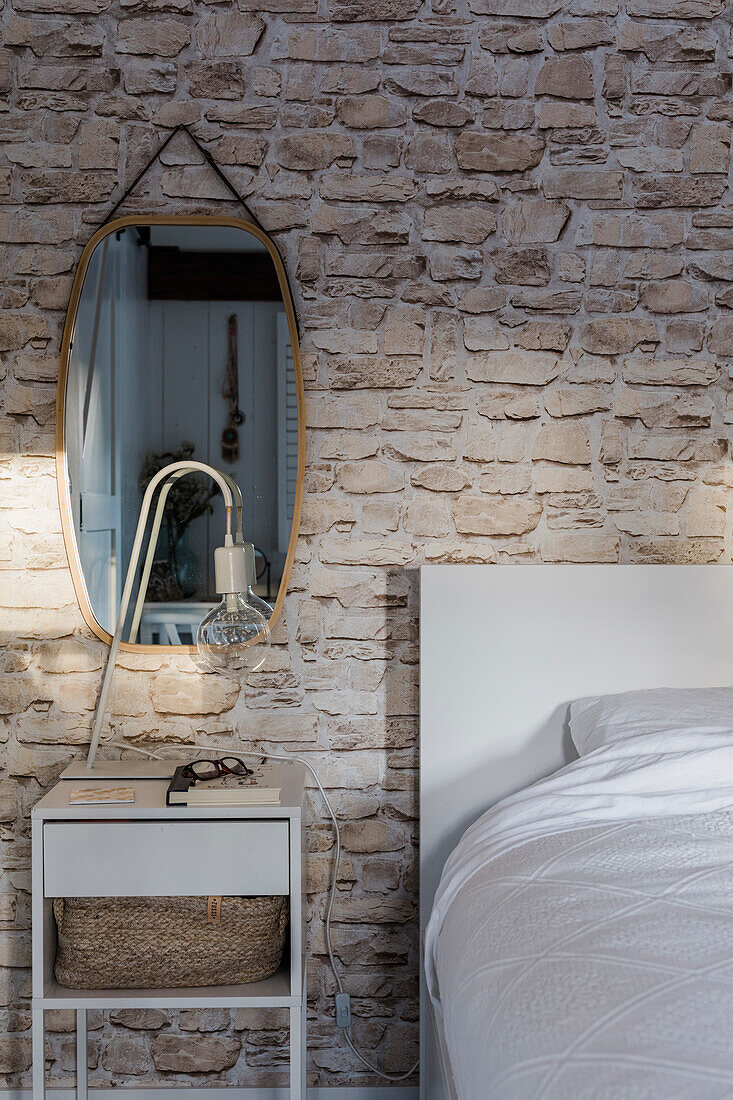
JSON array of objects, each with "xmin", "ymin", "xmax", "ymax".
[{"xmin": 56, "ymin": 215, "xmax": 305, "ymax": 654}]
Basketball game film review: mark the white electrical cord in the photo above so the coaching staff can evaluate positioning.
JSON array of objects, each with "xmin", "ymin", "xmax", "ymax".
[{"xmin": 103, "ymin": 740, "xmax": 419, "ymax": 1082}]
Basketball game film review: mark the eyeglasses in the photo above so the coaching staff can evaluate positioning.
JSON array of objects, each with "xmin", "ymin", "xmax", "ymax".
[{"xmin": 181, "ymin": 756, "xmax": 253, "ymax": 782}]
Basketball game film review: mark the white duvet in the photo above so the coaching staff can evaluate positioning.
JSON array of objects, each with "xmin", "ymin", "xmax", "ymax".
[{"xmin": 425, "ymin": 729, "xmax": 733, "ymax": 1099}]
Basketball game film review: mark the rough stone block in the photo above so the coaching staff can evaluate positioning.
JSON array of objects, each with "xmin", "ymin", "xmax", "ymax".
[
  {"xmin": 622, "ymin": 357, "xmax": 718, "ymax": 385},
  {"xmin": 385, "ymin": 69, "xmax": 458, "ymax": 97},
  {"xmin": 580, "ymin": 318, "xmax": 659, "ymax": 355},
  {"xmin": 186, "ymin": 61, "xmax": 245, "ymax": 100},
  {"xmin": 415, "ymin": 100, "xmax": 474, "ymax": 128},
  {"xmin": 690, "ymin": 123, "xmax": 731, "ymax": 173},
  {"xmin": 541, "ymin": 534, "xmax": 619, "ymax": 563},
  {"xmin": 502, "ymin": 199, "xmax": 569, "ymax": 243},
  {"xmin": 337, "ymin": 95, "xmax": 406, "ymax": 130},
  {"xmin": 686, "ymin": 487, "xmax": 726, "ymax": 537},
  {"xmin": 467, "ymin": 351, "xmax": 560, "ymax": 385},
  {"xmin": 0, "ymin": 1037, "xmax": 32, "ymax": 1074},
  {"xmin": 123, "ymin": 61, "xmax": 177, "ymax": 94},
  {"xmin": 151, "ymin": 1035, "xmax": 241, "ymax": 1073},
  {"xmin": 320, "ymin": 175, "xmax": 416, "ymax": 203},
  {"xmin": 463, "ymin": 425, "xmax": 497, "ymax": 462},
  {"xmin": 641, "ymin": 280, "xmax": 708, "ymax": 314},
  {"xmin": 455, "ymin": 132, "xmax": 544, "ymax": 172},
  {"xmin": 535, "ymin": 56, "xmax": 595, "ymax": 99},
  {"xmin": 329, "ymin": 0, "xmax": 420, "ymax": 18},
  {"xmin": 428, "ymin": 247, "xmax": 482, "ymax": 282},
  {"xmin": 469, "ymin": 0, "xmax": 562, "ymax": 11},
  {"xmin": 463, "ymin": 318, "xmax": 509, "ymax": 351},
  {"xmin": 453, "ymin": 495, "xmax": 542, "ymax": 536},
  {"xmin": 491, "ymin": 247, "xmax": 550, "ymax": 286},
  {"xmin": 532, "ymin": 422, "xmax": 591, "ymax": 464},
  {"xmin": 337, "ymin": 461, "xmax": 403, "ymax": 494},
  {"xmin": 410, "ymin": 466, "xmax": 470, "ymax": 492},
  {"xmin": 547, "ymin": 19, "xmax": 615, "ymax": 50},
  {"xmin": 482, "ymin": 99, "xmax": 535, "ymax": 130},
  {"xmin": 534, "ymin": 464, "xmax": 595, "ymax": 493},
  {"xmin": 115, "ymin": 18, "xmax": 190, "ymax": 55},
  {"xmin": 501, "ymin": 57, "xmax": 529, "ymax": 97},
  {"xmin": 110, "ymin": 1010, "xmax": 170, "ymax": 1030},
  {"xmin": 689, "ymin": 253, "xmax": 733, "ymax": 282},
  {"xmin": 627, "ymin": 0, "xmax": 723, "ymax": 14},
  {"xmin": 404, "ymin": 134, "xmax": 453, "ymax": 173},
  {"xmin": 544, "ymin": 170, "xmax": 624, "ymax": 200},
  {"xmin": 149, "ymin": 675, "xmax": 238, "ymax": 716},
  {"xmin": 619, "ymin": 21, "xmax": 716, "ymax": 61},
  {"xmin": 423, "ymin": 206, "xmax": 497, "ymax": 244},
  {"xmin": 206, "ymin": 104, "xmax": 277, "ymax": 127},
  {"xmin": 327, "ymin": 357, "xmax": 421, "ymax": 389},
  {"xmin": 5, "ymin": 143, "xmax": 72, "ymax": 168},
  {"xmin": 579, "ymin": 213, "xmax": 684, "ymax": 248},
  {"xmin": 545, "ymin": 386, "xmax": 611, "ymax": 417},
  {"xmin": 633, "ymin": 176, "xmax": 727, "ymax": 208},
  {"xmin": 197, "ymin": 12, "xmax": 264, "ymax": 56},
  {"xmin": 465, "ymin": 57, "xmax": 499, "ymax": 98},
  {"xmin": 363, "ymin": 135, "xmax": 401, "ymax": 169},
  {"xmin": 78, "ymin": 119, "xmax": 119, "ymax": 169},
  {"xmin": 617, "ymin": 148, "xmax": 683, "ymax": 173},
  {"xmin": 403, "ymin": 497, "xmax": 451, "ymax": 536}
]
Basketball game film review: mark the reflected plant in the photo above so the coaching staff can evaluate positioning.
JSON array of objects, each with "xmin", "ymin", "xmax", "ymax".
[{"xmin": 139, "ymin": 442, "xmax": 218, "ymax": 600}]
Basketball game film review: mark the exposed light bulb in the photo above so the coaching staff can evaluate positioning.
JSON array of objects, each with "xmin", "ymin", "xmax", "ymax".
[
  {"xmin": 246, "ymin": 584, "xmax": 274, "ymax": 621},
  {"xmin": 196, "ymin": 541, "xmax": 271, "ymax": 673},
  {"xmin": 197, "ymin": 590, "xmax": 271, "ymax": 674}
]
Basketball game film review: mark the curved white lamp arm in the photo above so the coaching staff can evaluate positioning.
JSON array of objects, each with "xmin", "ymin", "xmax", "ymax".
[
  {"xmin": 127, "ymin": 469, "xmax": 244, "ymax": 646},
  {"xmin": 86, "ymin": 460, "xmax": 239, "ymax": 770}
]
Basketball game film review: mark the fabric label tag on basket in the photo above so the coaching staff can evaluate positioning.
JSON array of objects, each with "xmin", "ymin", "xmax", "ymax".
[{"xmin": 207, "ymin": 896, "xmax": 222, "ymax": 923}]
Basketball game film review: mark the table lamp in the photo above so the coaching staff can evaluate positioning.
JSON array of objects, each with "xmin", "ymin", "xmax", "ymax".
[{"xmin": 61, "ymin": 460, "xmax": 271, "ymax": 780}]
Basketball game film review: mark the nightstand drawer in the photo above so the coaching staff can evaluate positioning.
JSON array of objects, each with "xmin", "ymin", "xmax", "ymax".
[{"xmin": 43, "ymin": 820, "xmax": 289, "ymax": 898}]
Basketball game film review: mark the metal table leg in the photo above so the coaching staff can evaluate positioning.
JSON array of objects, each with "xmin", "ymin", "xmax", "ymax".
[
  {"xmin": 76, "ymin": 1009, "xmax": 87, "ymax": 1100},
  {"xmin": 290, "ymin": 1004, "xmax": 302, "ymax": 1098},
  {"xmin": 32, "ymin": 1007, "xmax": 45, "ymax": 1100}
]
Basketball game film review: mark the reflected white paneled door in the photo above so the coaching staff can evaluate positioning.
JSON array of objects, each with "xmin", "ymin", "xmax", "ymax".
[
  {"xmin": 150, "ymin": 301, "xmax": 285, "ymax": 596},
  {"xmin": 277, "ymin": 312, "xmax": 298, "ymax": 557},
  {"xmin": 73, "ymin": 237, "xmax": 121, "ymax": 635}
]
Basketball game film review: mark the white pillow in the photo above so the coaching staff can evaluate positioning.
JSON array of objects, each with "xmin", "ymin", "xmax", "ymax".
[{"xmin": 569, "ymin": 686, "xmax": 733, "ymax": 756}]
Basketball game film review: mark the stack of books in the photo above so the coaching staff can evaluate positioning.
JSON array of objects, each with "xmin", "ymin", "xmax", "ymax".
[{"xmin": 166, "ymin": 763, "xmax": 282, "ymax": 806}]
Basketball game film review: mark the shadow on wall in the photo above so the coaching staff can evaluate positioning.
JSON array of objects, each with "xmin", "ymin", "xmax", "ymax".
[
  {"xmin": 0, "ymin": 602, "xmax": 422, "ymax": 1086},
  {"xmin": 385, "ymin": 561, "xmax": 419, "ymax": 966},
  {"xmin": 421, "ymin": 701, "xmax": 580, "ymax": 915},
  {"xmin": 0, "ymin": 631, "xmax": 246, "ymax": 779}
]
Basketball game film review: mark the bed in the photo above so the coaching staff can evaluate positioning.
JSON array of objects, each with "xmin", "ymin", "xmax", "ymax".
[{"xmin": 420, "ymin": 565, "xmax": 733, "ymax": 1100}]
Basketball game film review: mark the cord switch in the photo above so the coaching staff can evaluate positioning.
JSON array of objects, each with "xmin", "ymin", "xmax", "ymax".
[{"xmin": 335, "ymin": 993, "xmax": 352, "ymax": 1028}]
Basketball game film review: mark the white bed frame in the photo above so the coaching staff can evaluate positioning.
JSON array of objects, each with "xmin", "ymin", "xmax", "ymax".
[{"xmin": 419, "ymin": 564, "xmax": 733, "ymax": 1099}]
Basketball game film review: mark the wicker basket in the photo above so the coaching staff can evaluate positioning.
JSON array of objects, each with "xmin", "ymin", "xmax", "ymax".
[{"xmin": 53, "ymin": 895, "xmax": 288, "ymax": 989}]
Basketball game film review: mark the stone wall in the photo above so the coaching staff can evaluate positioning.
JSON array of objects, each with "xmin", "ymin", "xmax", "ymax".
[{"xmin": 1, "ymin": 0, "xmax": 733, "ymax": 1088}]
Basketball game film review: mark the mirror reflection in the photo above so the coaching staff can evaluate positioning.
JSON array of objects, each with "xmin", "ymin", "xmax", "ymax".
[{"xmin": 63, "ymin": 221, "xmax": 299, "ymax": 646}]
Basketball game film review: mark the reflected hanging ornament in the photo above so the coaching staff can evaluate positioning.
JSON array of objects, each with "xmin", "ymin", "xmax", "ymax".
[{"xmin": 222, "ymin": 314, "xmax": 244, "ymax": 464}]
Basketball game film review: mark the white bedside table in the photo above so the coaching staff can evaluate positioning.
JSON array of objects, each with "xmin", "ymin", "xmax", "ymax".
[{"xmin": 31, "ymin": 763, "xmax": 307, "ymax": 1098}]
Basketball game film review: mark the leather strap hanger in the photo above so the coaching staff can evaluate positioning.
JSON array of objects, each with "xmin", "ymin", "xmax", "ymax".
[{"xmin": 100, "ymin": 123, "xmax": 300, "ymax": 338}]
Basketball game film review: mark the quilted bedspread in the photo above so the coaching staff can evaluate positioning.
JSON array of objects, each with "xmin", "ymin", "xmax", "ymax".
[
  {"xmin": 436, "ymin": 811, "xmax": 733, "ymax": 1098},
  {"xmin": 427, "ymin": 730, "xmax": 733, "ymax": 1099}
]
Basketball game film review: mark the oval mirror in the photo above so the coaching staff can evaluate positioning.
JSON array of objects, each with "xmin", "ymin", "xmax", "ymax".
[{"xmin": 57, "ymin": 216, "xmax": 304, "ymax": 651}]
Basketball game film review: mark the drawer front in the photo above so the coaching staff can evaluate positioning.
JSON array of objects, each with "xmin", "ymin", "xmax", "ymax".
[{"xmin": 44, "ymin": 820, "xmax": 289, "ymax": 898}]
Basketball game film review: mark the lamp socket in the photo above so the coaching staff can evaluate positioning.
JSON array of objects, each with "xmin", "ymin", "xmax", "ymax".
[{"xmin": 214, "ymin": 543, "xmax": 254, "ymax": 593}]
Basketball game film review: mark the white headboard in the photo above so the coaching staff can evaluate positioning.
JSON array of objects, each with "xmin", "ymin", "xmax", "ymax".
[{"xmin": 419, "ymin": 564, "xmax": 733, "ymax": 1097}]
